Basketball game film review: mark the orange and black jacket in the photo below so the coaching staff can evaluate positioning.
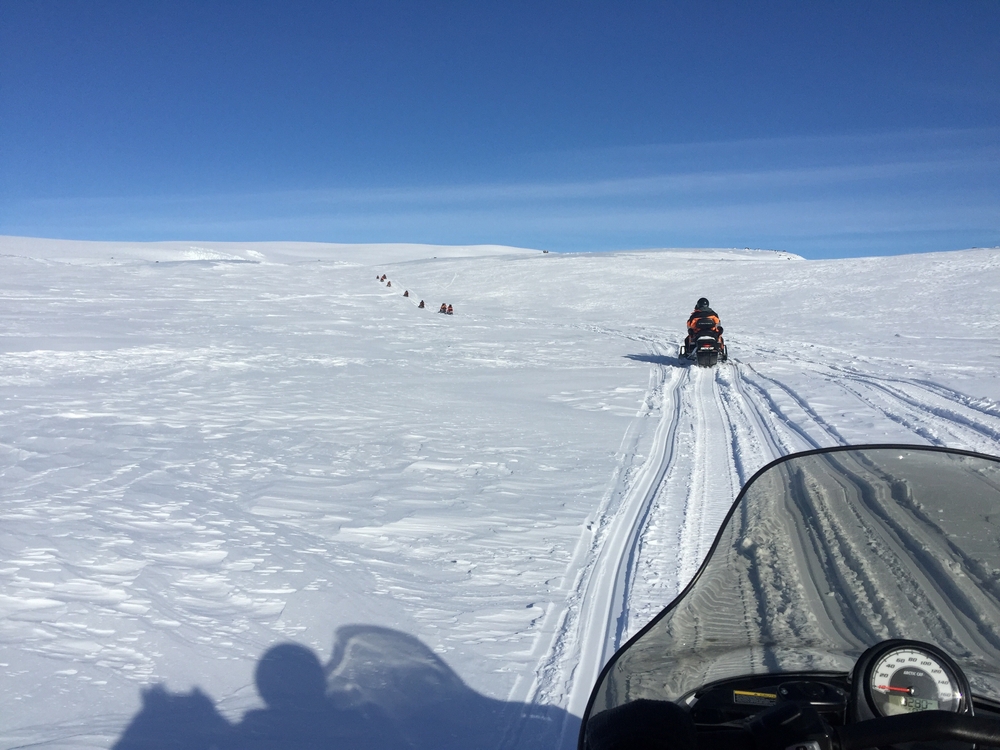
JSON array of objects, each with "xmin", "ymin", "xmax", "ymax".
[{"xmin": 687, "ymin": 307, "xmax": 721, "ymax": 335}]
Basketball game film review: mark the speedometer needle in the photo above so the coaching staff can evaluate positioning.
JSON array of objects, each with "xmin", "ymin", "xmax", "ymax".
[{"xmin": 878, "ymin": 685, "xmax": 913, "ymax": 694}]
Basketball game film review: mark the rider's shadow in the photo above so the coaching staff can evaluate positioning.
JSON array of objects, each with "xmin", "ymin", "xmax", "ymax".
[
  {"xmin": 235, "ymin": 641, "xmax": 399, "ymax": 749},
  {"xmin": 111, "ymin": 683, "xmax": 230, "ymax": 750},
  {"xmin": 113, "ymin": 625, "xmax": 576, "ymax": 750},
  {"xmin": 624, "ymin": 353, "xmax": 683, "ymax": 366}
]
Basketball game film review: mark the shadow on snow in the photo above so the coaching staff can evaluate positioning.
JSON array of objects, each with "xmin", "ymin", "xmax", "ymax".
[
  {"xmin": 112, "ymin": 625, "xmax": 578, "ymax": 750},
  {"xmin": 624, "ymin": 352, "xmax": 686, "ymax": 367}
]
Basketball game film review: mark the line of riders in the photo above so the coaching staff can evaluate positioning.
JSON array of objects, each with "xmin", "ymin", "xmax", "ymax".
[
  {"xmin": 378, "ymin": 274, "xmax": 453, "ymax": 314},
  {"xmin": 378, "ymin": 275, "xmax": 720, "ymax": 348}
]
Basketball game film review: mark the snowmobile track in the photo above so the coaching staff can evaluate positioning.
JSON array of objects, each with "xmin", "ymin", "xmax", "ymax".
[
  {"xmin": 744, "ymin": 365, "xmax": 846, "ymax": 448},
  {"xmin": 731, "ymin": 364, "xmax": 826, "ymax": 452},
  {"xmin": 623, "ymin": 359, "xmax": 790, "ymax": 632},
  {"xmin": 540, "ymin": 350, "xmax": 800, "ymax": 720},
  {"xmin": 524, "ymin": 338, "xmax": 687, "ymax": 728},
  {"xmin": 829, "ymin": 369, "xmax": 1000, "ymax": 450},
  {"xmin": 526, "ymin": 338, "xmax": 1000, "ymax": 745}
]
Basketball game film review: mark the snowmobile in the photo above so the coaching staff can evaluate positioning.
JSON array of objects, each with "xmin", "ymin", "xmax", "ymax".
[
  {"xmin": 580, "ymin": 444, "xmax": 1000, "ymax": 750},
  {"xmin": 681, "ymin": 318, "xmax": 727, "ymax": 367}
]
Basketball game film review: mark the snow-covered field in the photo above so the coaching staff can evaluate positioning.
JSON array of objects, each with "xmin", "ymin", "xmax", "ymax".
[{"xmin": 2, "ymin": 236, "xmax": 999, "ymax": 749}]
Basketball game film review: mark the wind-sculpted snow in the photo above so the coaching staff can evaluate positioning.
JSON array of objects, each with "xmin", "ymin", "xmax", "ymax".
[{"xmin": 1, "ymin": 237, "xmax": 999, "ymax": 748}]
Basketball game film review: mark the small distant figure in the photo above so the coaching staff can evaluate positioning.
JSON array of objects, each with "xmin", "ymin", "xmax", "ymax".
[
  {"xmin": 418, "ymin": 300, "xmax": 425, "ymax": 308},
  {"xmin": 376, "ymin": 274, "xmax": 380, "ymax": 280},
  {"xmin": 439, "ymin": 303, "xmax": 448, "ymax": 313},
  {"xmin": 380, "ymin": 274, "xmax": 387, "ymax": 281},
  {"xmin": 446, "ymin": 304, "xmax": 453, "ymax": 315},
  {"xmin": 403, "ymin": 290, "xmax": 409, "ymax": 297},
  {"xmin": 386, "ymin": 281, "xmax": 391, "ymax": 287}
]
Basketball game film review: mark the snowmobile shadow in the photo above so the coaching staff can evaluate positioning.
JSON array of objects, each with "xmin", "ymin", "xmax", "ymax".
[
  {"xmin": 624, "ymin": 352, "xmax": 685, "ymax": 367},
  {"xmin": 112, "ymin": 625, "xmax": 577, "ymax": 750}
]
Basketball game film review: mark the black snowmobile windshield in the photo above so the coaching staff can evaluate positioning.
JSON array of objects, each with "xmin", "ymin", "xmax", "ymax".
[{"xmin": 585, "ymin": 445, "xmax": 1000, "ymax": 722}]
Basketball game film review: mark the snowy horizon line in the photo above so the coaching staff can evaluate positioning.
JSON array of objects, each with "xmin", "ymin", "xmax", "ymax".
[{"xmin": 4, "ymin": 234, "xmax": 999, "ymax": 262}]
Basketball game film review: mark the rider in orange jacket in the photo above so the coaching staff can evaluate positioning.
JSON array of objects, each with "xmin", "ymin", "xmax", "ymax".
[{"xmin": 684, "ymin": 298, "xmax": 725, "ymax": 357}]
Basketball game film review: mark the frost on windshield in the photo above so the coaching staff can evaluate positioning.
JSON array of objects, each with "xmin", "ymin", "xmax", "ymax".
[{"xmin": 590, "ymin": 447, "xmax": 1000, "ymax": 715}]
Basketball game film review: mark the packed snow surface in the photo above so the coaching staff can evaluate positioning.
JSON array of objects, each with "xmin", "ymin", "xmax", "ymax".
[{"xmin": 1, "ymin": 236, "xmax": 999, "ymax": 748}]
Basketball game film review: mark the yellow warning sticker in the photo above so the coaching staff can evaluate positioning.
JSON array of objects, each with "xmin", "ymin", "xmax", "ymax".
[{"xmin": 732, "ymin": 690, "xmax": 777, "ymax": 707}]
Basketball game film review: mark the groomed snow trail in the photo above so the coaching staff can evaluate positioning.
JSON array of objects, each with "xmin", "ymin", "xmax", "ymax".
[
  {"xmin": 528, "ymin": 337, "xmax": 1000, "ymax": 741},
  {"xmin": 526, "ymin": 341, "xmax": 790, "ymax": 731},
  {"xmin": 621, "ymin": 358, "xmax": 774, "ymax": 646},
  {"xmin": 526, "ymin": 343, "xmax": 682, "ymax": 718}
]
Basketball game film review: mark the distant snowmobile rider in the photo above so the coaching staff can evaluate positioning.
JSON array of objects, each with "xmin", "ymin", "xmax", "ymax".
[{"xmin": 684, "ymin": 297, "xmax": 724, "ymax": 355}]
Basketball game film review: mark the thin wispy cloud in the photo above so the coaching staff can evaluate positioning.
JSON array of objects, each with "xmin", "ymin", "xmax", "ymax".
[{"xmin": 5, "ymin": 129, "xmax": 998, "ymax": 257}]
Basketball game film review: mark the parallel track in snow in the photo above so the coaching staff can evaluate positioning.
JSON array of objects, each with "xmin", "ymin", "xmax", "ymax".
[
  {"xmin": 826, "ymin": 366, "xmax": 1000, "ymax": 451},
  {"xmin": 522, "ymin": 336, "xmax": 685, "ymax": 724},
  {"xmin": 523, "ymin": 336, "xmax": 1000, "ymax": 748},
  {"xmin": 526, "ymin": 335, "xmax": 785, "ymax": 728}
]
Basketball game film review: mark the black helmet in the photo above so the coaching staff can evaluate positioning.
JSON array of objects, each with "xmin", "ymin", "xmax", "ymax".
[{"xmin": 696, "ymin": 297, "xmax": 710, "ymax": 310}]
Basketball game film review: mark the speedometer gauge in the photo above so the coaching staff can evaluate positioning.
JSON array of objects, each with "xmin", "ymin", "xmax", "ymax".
[
  {"xmin": 851, "ymin": 639, "xmax": 972, "ymax": 722},
  {"xmin": 869, "ymin": 646, "xmax": 962, "ymax": 715}
]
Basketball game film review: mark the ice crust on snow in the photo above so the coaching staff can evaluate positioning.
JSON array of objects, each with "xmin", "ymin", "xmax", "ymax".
[{"xmin": 1, "ymin": 236, "xmax": 999, "ymax": 748}]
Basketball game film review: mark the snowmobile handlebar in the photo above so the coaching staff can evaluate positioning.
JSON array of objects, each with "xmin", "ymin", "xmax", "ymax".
[
  {"xmin": 584, "ymin": 694, "xmax": 1000, "ymax": 749},
  {"xmin": 835, "ymin": 710, "xmax": 1000, "ymax": 749},
  {"xmin": 694, "ymin": 709, "xmax": 1000, "ymax": 750}
]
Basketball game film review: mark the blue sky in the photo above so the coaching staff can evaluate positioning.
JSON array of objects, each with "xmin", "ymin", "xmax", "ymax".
[{"xmin": 1, "ymin": 1, "xmax": 998, "ymax": 257}]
